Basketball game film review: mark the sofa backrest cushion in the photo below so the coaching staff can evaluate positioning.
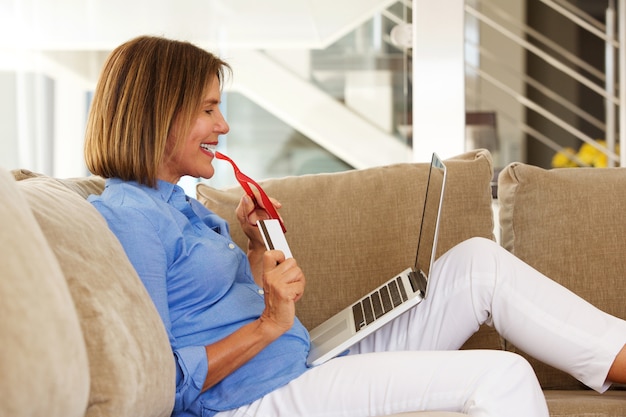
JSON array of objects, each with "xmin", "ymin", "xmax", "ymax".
[
  {"xmin": 14, "ymin": 173, "xmax": 175, "ymax": 417},
  {"xmin": 12, "ymin": 168, "xmax": 106, "ymax": 198},
  {"xmin": 197, "ymin": 149, "xmax": 495, "ymax": 330},
  {"xmin": 0, "ymin": 167, "xmax": 89, "ymax": 417},
  {"xmin": 498, "ymin": 162, "xmax": 626, "ymax": 389}
]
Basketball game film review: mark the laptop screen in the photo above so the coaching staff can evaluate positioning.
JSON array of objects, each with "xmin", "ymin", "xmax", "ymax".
[{"xmin": 414, "ymin": 153, "xmax": 447, "ymax": 279}]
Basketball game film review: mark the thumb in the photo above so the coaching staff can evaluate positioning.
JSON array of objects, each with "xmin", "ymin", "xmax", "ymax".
[
  {"xmin": 237, "ymin": 195, "xmax": 253, "ymax": 224},
  {"xmin": 264, "ymin": 250, "xmax": 286, "ymax": 270}
]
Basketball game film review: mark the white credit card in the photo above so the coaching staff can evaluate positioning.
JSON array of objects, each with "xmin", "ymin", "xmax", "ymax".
[{"xmin": 257, "ymin": 219, "xmax": 293, "ymax": 259}]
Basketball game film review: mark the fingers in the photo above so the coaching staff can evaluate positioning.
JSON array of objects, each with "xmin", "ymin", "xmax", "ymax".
[
  {"xmin": 268, "ymin": 197, "xmax": 282, "ymax": 210},
  {"xmin": 263, "ymin": 249, "xmax": 285, "ymax": 267},
  {"xmin": 235, "ymin": 195, "xmax": 256, "ymax": 226},
  {"xmin": 236, "ymin": 195, "xmax": 283, "ymax": 226},
  {"xmin": 235, "ymin": 196, "xmax": 265, "ymax": 246},
  {"xmin": 262, "ymin": 251, "xmax": 305, "ymax": 302},
  {"xmin": 259, "ymin": 251, "xmax": 305, "ymax": 332}
]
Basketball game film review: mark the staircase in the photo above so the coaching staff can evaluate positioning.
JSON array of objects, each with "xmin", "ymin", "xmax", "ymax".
[
  {"xmin": 2, "ymin": 0, "xmax": 624, "ymax": 178},
  {"xmin": 465, "ymin": 0, "xmax": 625, "ymax": 168}
]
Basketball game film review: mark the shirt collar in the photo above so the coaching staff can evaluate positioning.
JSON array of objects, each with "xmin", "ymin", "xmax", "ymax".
[{"xmin": 105, "ymin": 177, "xmax": 187, "ymax": 205}]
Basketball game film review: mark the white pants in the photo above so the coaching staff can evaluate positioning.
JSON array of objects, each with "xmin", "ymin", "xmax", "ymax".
[{"xmin": 217, "ymin": 238, "xmax": 626, "ymax": 417}]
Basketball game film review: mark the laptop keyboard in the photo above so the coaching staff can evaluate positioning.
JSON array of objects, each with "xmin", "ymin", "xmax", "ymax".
[{"xmin": 352, "ymin": 277, "xmax": 408, "ymax": 332}]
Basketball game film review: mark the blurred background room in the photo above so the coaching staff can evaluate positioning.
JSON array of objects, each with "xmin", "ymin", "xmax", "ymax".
[{"xmin": 1, "ymin": 0, "xmax": 623, "ymax": 193}]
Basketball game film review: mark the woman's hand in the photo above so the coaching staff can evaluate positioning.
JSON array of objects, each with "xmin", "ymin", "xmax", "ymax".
[
  {"xmin": 258, "ymin": 250, "xmax": 306, "ymax": 334},
  {"xmin": 235, "ymin": 194, "xmax": 283, "ymax": 250},
  {"xmin": 201, "ymin": 250, "xmax": 305, "ymax": 392}
]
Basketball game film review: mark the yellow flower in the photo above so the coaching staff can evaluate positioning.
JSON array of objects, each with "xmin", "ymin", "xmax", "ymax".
[
  {"xmin": 551, "ymin": 147, "xmax": 578, "ymax": 168},
  {"xmin": 553, "ymin": 140, "xmax": 618, "ymax": 168},
  {"xmin": 577, "ymin": 142, "xmax": 600, "ymax": 166},
  {"xmin": 594, "ymin": 153, "xmax": 608, "ymax": 167}
]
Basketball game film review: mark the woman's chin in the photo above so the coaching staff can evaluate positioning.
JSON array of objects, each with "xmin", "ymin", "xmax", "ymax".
[{"xmin": 199, "ymin": 167, "xmax": 215, "ymax": 180}]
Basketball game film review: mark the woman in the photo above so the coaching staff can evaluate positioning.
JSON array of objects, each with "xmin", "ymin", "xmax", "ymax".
[{"xmin": 86, "ymin": 36, "xmax": 626, "ymax": 417}]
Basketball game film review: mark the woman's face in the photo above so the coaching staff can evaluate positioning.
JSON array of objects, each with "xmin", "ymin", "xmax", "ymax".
[{"xmin": 158, "ymin": 76, "xmax": 229, "ymax": 184}]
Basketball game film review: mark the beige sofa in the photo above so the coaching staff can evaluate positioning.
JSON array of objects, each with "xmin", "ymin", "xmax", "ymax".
[{"xmin": 2, "ymin": 148, "xmax": 625, "ymax": 416}]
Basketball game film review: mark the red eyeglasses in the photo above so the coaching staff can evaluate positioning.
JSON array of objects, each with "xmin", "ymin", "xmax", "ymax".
[{"xmin": 215, "ymin": 151, "xmax": 286, "ymax": 233}]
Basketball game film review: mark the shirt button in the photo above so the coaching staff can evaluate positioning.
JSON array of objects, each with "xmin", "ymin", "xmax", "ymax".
[
  {"xmin": 228, "ymin": 243, "xmax": 235, "ymax": 249},
  {"xmin": 258, "ymin": 289, "xmax": 264, "ymax": 295}
]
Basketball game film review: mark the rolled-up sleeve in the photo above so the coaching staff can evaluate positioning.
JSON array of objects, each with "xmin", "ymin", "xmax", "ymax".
[{"xmin": 173, "ymin": 346, "xmax": 209, "ymax": 412}]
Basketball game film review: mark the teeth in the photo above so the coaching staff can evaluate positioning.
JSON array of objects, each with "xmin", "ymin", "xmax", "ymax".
[{"xmin": 200, "ymin": 143, "xmax": 217, "ymax": 152}]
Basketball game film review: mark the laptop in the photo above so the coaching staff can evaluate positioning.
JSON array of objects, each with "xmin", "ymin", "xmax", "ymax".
[{"xmin": 305, "ymin": 152, "xmax": 447, "ymax": 366}]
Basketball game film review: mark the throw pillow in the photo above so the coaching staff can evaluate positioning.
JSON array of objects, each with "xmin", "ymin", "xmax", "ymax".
[
  {"xmin": 0, "ymin": 167, "xmax": 89, "ymax": 417},
  {"xmin": 16, "ymin": 175, "xmax": 175, "ymax": 417}
]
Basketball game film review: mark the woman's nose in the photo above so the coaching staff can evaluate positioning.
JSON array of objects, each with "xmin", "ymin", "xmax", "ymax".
[{"xmin": 215, "ymin": 117, "xmax": 230, "ymax": 134}]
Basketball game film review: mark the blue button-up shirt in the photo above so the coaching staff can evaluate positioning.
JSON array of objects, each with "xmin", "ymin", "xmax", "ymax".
[{"xmin": 89, "ymin": 179, "xmax": 310, "ymax": 416}]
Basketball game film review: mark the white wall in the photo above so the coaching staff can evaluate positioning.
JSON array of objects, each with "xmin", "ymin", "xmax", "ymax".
[
  {"xmin": 412, "ymin": 0, "xmax": 466, "ymax": 162},
  {"xmin": 0, "ymin": 50, "xmax": 97, "ymax": 177}
]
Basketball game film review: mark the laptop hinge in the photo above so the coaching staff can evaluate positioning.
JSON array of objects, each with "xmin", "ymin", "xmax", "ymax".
[{"xmin": 408, "ymin": 269, "xmax": 427, "ymax": 296}]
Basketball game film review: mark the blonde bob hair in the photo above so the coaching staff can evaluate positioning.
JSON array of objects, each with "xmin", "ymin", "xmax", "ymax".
[{"xmin": 84, "ymin": 36, "xmax": 231, "ymax": 187}]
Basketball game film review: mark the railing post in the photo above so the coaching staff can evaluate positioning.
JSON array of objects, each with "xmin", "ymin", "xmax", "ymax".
[
  {"xmin": 617, "ymin": 0, "xmax": 626, "ymax": 167},
  {"xmin": 606, "ymin": 1, "xmax": 616, "ymax": 167}
]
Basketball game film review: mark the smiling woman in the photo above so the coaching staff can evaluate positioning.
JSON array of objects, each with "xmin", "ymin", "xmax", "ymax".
[
  {"xmin": 158, "ymin": 80, "xmax": 229, "ymax": 184},
  {"xmin": 83, "ymin": 37, "xmax": 231, "ymax": 188},
  {"xmin": 82, "ymin": 35, "xmax": 626, "ymax": 417}
]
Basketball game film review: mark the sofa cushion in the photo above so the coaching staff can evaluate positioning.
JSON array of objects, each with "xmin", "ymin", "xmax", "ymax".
[
  {"xmin": 498, "ymin": 163, "xmax": 626, "ymax": 389},
  {"xmin": 197, "ymin": 149, "xmax": 496, "ymax": 332},
  {"xmin": 544, "ymin": 390, "xmax": 626, "ymax": 416},
  {"xmin": 12, "ymin": 168, "xmax": 106, "ymax": 198},
  {"xmin": 14, "ymin": 174, "xmax": 175, "ymax": 417},
  {"xmin": 0, "ymin": 167, "xmax": 89, "ymax": 417},
  {"xmin": 387, "ymin": 413, "xmax": 467, "ymax": 416}
]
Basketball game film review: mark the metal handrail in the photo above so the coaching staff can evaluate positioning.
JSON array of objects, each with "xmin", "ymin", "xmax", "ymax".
[
  {"xmin": 467, "ymin": 41, "xmax": 605, "ymax": 131},
  {"xmin": 479, "ymin": 0, "xmax": 606, "ymax": 82},
  {"xmin": 467, "ymin": 62, "xmax": 620, "ymax": 163},
  {"xmin": 467, "ymin": 92, "xmax": 593, "ymax": 167},
  {"xmin": 465, "ymin": 0, "xmax": 625, "ymax": 166},
  {"xmin": 472, "ymin": 61, "xmax": 619, "ymax": 161},
  {"xmin": 548, "ymin": 0, "xmax": 605, "ymax": 31},
  {"xmin": 538, "ymin": 0, "xmax": 618, "ymax": 46},
  {"xmin": 465, "ymin": 4, "xmax": 619, "ymax": 105}
]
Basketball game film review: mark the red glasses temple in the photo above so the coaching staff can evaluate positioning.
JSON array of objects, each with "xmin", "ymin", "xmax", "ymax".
[{"xmin": 215, "ymin": 151, "xmax": 287, "ymax": 233}]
